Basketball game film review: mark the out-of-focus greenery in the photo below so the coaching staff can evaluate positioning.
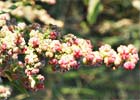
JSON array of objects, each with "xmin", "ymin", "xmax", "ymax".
[
  {"xmin": 86, "ymin": 0, "xmax": 103, "ymax": 24},
  {"xmin": 1, "ymin": 0, "xmax": 139, "ymax": 100}
]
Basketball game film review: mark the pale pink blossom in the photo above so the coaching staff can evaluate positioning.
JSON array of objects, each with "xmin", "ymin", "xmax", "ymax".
[{"xmin": 123, "ymin": 61, "xmax": 135, "ymax": 70}]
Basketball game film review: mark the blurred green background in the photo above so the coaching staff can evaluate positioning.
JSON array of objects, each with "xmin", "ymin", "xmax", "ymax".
[{"xmin": 1, "ymin": 0, "xmax": 140, "ymax": 100}]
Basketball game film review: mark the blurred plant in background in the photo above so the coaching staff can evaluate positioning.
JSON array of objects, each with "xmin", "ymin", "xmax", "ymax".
[
  {"xmin": 0, "ymin": 0, "xmax": 140, "ymax": 100},
  {"xmin": 0, "ymin": 0, "xmax": 63, "ymax": 27}
]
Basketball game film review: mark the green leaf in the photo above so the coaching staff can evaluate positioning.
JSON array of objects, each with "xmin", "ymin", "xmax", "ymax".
[
  {"xmin": 0, "ymin": 11, "xmax": 7, "ymax": 14},
  {"xmin": 87, "ymin": 0, "xmax": 103, "ymax": 24},
  {"xmin": 8, "ymin": 5, "xmax": 18, "ymax": 10}
]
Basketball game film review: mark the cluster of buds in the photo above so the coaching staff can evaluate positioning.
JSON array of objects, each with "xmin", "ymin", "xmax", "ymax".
[
  {"xmin": 0, "ymin": 85, "xmax": 11, "ymax": 99},
  {"xmin": 98, "ymin": 44, "xmax": 139, "ymax": 70},
  {"xmin": 0, "ymin": 15, "xmax": 139, "ymax": 98},
  {"xmin": 24, "ymin": 47, "xmax": 45, "ymax": 91},
  {"xmin": 117, "ymin": 45, "xmax": 139, "ymax": 70},
  {"xmin": 0, "ymin": 13, "xmax": 10, "ymax": 26}
]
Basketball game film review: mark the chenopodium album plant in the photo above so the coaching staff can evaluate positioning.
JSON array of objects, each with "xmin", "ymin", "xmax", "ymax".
[{"xmin": 0, "ymin": 13, "xmax": 139, "ymax": 99}]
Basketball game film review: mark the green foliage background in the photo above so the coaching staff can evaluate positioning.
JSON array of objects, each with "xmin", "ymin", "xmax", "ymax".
[{"xmin": 2, "ymin": 0, "xmax": 139, "ymax": 99}]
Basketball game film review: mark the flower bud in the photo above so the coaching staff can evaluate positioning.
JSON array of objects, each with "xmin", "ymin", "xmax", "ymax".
[
  {"xmin": 114, "ymin": 55, "xmax": 122, "ymax": 66},
  {"xmin": 128, "ymin": 44, "xmax": 138, "ymax": 54},
  {"xmin": 29, "ymin": 37, "xmax": 39, "ymax": 48},
  {"xmin": 0, "ymin": 85, "xmax": 11, "ymax": 98},
  {"xmin": 123, "ymin": 61, "xmax": 135, "ymax": 70},
  {"xmin": 50, "ymin": 31, "xmax": 57, "ymax": 39},
  {"xmin": 45, "ymin": 51, "xmax": 53, "ymax": 58},
  {"xmin": 37, "ymin": 74, "xmax": 45, "ymax": 81}
]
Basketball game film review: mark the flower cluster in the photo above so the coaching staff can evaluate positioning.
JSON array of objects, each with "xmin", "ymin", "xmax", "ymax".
[
  {"xmin": 117, "ymin": 45, "xmax": 139, "ymax": 70},
  {"xmin": 99, "ymin": 44, "xmax": 139, "ymax": 70},
  {"xmin": 0, "ymin": 16, "xmax": 139, "ymax": 98},
  {"xmin": 0, "ymin": 13, "xmax": 10, "ymax": 26},
  {"xmin": 0, "ymin": 85, "xmax": 11, "ymax": 99}
]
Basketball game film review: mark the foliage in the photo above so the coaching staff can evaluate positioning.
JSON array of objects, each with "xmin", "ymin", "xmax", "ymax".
[{"xmin": 86, "ymin": 0, "xmax": 103, "ymax": 24}]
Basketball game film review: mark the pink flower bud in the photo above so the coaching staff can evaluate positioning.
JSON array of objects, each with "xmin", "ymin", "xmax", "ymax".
[
  {"xmin": 99, "ymin": 44, "xmax": 112, "ymax": 57},
  {"xmin": 14, "ymin": 35, "xmax": 23, "ymax": 45},
  {"xmin": 0, "ymin": 13, "xmax": 10, "ymax": 20},
  {"xmin": 0, "ymin": 85, "xmax": 11, "ymax": 98},
  {"xmin": 59, "ymin": 59, "xmax": 68, "ymax": 69},
  {"xmin": 73, "ymin": 49, "xmax": 82, "ymax": 59},
  {"xmin": 104, "ymin": 56, "xmax": 115, "ymax": 66},
  {"xmin": 99, "ymin": 44, "xmax": 111, "ymax": 52},
  {"xmin": 128, "ymin": 44, "xmax": 138, "ymax": 54},
  {"xmin": 29, "ymin": 37, "xmax": 39, "ymax": 48},
  {"xmin": 73, "ymin": 38, "xmax": 79, "ymax": 45},
  {"xmin": 85, "ymin": 53, "xmax": 94, "ymax": 62},
  {"xmin": 1, "ymin": 43, "xmax": 7, "ymax": 51},
  {"xmin": 69, "ymin": 60, "xmax": 78, "ymax": 68},
  {"xmin": 18, "ymin": 61, "xmax": 24, "ymax": 68},
  {"xmin": 51, "ymin": 40, "xmax": 62, "ymax": 52},
  {"xmin": 129, "ymin": 54, "xmax": 139, "ymax": 64},
  {"xmin": 50, "ymin": 31, "xmax": 57, "ymax": 39},
  {"xmin": 21, "ymin": 47, "xmax": 27, "ymax": 53},
  {"xmin": 123, "ymin": 61, "xmax": 135, "ymax": 70},
  {"xmin": 92, "ymin": 51, "xmax": 103, "ymax": 65},
  {"xmin": 25, "ymin": 69, "xmax": 32, "ymax": 76},
  {"xmin": 117, "ymin": 45, "xmax": 130, "ymax": 59},
  {"xmin": 86, "ymin": 40, "xmax": 93, "ymax": 49},
  {"xmin": 13, "ymin": 47, "xmax": 19, "ymax": 53},
  {"xmin": 31, "ymin": 68, "xmax": 39, "ymax": 74},
  {"xmin": 36, "ymin": 83, "xmax": 44, "ymax": 90},
  {"xmin": 37, "ymin": 75, "xmax": 45, "ymax": 81},
  {"xmin": 25, "ymin": 68, "xmax": 39, "ymax": 75},
  {"xmin": 49, "ymin": 59, "xmax": 58, "ymax": 65},
  {"xmin": 7, "ymin": 49, "xmax": 12, "ymax": 55}
]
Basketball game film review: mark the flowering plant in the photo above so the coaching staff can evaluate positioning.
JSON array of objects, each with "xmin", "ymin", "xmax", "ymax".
[{"xmin": 0, "ymin": 13, "xmax": 139, "ymax": 99}]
